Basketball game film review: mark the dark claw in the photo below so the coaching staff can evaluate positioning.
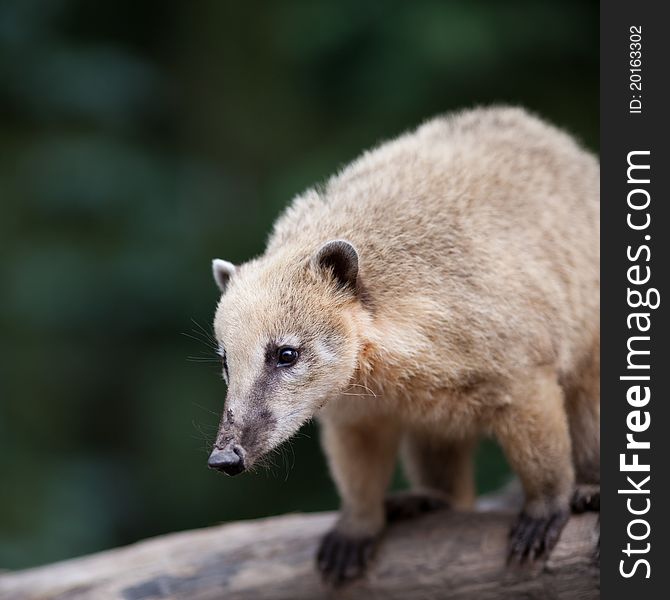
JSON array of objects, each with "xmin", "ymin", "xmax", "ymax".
[
  {"xmin": 571, "ymin": 485, "xmax": 600, "ymax": 513},
  {"xmin": 571, "ymin": 487, "xmax": 600, "ymax": 565},
  {"xmin": 384, "ymin": 491, "xmax": 449, "ymax": 522},
  {"xmin": 316, "ymin": 530, "xmax": 377, "ymax": 586},
  {"xmin": 508, "ymin": 508, "xmax": 570, "ymax": 565}
]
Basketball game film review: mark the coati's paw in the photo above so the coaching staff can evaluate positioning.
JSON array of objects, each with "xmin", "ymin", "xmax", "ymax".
[
  {"xmin": 507, "ymin": 508, "xmax": 570, "ymax": 564},
  {"xmin": 571, "ymin": 484, "xmax": 600, "ymax": 513},
  {"xmin": 384, "ymin": 490, "xmax": 449, "ymax": 522},
  {"xmin": 316, "ymin": 529, "xmax": 378, "ymax": 586}
]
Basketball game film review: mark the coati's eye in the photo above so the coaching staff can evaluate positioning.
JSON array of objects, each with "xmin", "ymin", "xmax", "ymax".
[{"xmin": 276, "ymin": 346, "xmax": 299, "ymax": 367}]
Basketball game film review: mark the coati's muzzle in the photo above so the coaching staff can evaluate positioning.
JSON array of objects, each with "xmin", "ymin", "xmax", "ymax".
[
  {"xmin": 208, "ymin": 399, "xmax": 278, "ymax": 476},
  {"xmin": 208, "ymin": 442, "xmax": 246, "ymax": 476}
]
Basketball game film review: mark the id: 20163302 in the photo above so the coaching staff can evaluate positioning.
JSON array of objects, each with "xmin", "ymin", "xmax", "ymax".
[{"xmin": 629, "ymin": 26, "xmax": 643, "ymax": 114}]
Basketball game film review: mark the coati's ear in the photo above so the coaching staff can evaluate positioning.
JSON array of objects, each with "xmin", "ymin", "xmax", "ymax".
[
  {"xmin": 212, "ymin": 259, "xmax": 236, "ymax": 293},
  {"xmin": 311, "ymin": 240, "xmax": 359, "ymax": 292}
]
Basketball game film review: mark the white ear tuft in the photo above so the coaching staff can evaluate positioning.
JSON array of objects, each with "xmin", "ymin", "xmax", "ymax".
[{"xmin": 212, "ymin": 259, "xmax": 237, "ymax": 293}]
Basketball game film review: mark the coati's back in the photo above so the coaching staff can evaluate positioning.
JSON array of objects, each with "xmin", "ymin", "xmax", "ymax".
[{"xmin": 267, "ymin": 106, "xmax": 600, "ymax": 383}]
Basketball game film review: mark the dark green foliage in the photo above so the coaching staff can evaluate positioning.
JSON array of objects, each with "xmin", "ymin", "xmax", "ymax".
[{"xmin": 0, "ymin": 0, "xmax": 597, "ymax": 569}]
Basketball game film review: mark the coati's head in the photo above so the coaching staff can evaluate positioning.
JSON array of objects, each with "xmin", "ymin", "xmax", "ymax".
[{"xmin": 207, "ymin": 240, "xmax": 365, "ymax": 475}]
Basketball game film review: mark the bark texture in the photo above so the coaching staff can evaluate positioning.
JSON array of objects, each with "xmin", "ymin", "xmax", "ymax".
[{"xmin": 0, "ymin": 507, "xmax": 599, "ymax": 600}]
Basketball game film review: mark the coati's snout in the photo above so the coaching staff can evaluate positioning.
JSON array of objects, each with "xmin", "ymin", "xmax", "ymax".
[
  {"xmin": 208, "ymin": 443, "xmax": 245, "ymax": 476},
  {"xmin": 208, "ymin": 410, "xmax": 274, "ymax": 475}
]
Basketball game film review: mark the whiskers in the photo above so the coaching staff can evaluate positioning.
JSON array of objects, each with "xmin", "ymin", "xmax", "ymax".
[
  {"xmin": 254, "ymin": 409, "xmax": 315, "ymax": 481},
  {"xmin": 183, "ymin": 318, "xmax": 222, "ymax": 368},
  {"xmin": 190, "ymin": 399, "xmax": 223, "ymax": 455},
  {"xmin": 261, "ymin": 435, "xmax": 305, "ymax": 481},
  {"xmin": 341, "ymin": 382, "xmax": 378, "ymax": 398},
  {"xmin": 186, "ymin": 355, "xmax": 221, "ymax": 364},
  {"xmin": 191, "ymin": 418, "xmax": 218, "ymax": 454},
  {"xmin": 181, "ymin": 318, "xmax": 221, "ymax": 363}
]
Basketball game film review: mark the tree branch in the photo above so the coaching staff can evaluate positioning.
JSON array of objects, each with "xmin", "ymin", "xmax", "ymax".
[{"xmin": 0, "ymin": 503, "xmax": 599, "ymax": 600}]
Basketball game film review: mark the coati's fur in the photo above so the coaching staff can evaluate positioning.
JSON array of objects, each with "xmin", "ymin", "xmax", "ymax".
[{"xmin": 209, "ymin": 107, "xmax": 599, "ymax": 584}]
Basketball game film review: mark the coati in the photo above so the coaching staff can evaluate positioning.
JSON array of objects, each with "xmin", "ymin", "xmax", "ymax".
[{"xmin": 207, "ymin": 107, "xmax": 600, "ymax": 584}]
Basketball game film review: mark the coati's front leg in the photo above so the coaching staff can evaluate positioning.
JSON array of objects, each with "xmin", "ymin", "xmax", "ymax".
[
  {"xmin": 493, "ymin": 368, "xmax": 575, "ymax": 564},
  {"xmin": 317, "ymin": 415, "xmax": 400, "ymax": 585}
]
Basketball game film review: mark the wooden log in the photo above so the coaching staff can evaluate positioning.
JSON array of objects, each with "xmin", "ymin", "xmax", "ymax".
[{"xmin": 0, "ymin": 506, "xmax": 599, "ymax": 600}]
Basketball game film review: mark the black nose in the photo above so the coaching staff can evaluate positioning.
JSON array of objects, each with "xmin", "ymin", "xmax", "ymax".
[{"xmin": 208, "ymin": 445, "xmax": 245, "ymax": 476}]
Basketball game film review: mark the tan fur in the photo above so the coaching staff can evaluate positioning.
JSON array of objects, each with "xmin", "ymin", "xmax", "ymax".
[{"xmin": 212, "ymin": 106, "xmax": 599, "ymax": 542}]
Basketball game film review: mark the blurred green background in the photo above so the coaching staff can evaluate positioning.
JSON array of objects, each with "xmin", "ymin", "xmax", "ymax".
[{"xmin": 0, "ymin": 0, "xmax": 598, "ymax": 570}]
